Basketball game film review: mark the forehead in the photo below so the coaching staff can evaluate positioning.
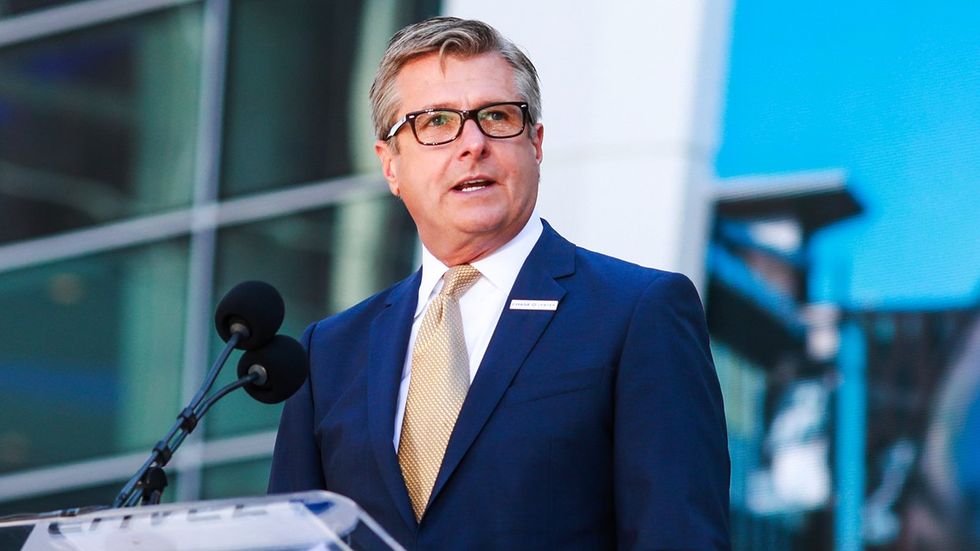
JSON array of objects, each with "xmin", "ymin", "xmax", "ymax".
[{"xmin": 394, "ymin": 52, "xmax": 518, "ymax": 111}]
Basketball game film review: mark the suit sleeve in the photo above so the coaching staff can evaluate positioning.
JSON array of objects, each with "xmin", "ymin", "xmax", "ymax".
[
  {"xmin": 268, "ymin": 323, "xmax": 327, "ymax": 494},
  {"xmin": 614, "ymin": 272, "xmax": 731, "ymax": 550}
]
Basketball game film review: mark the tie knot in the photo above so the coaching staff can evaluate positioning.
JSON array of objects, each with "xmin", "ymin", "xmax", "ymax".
[{"xmin": 440, "ymin": 264, "xmax": 481, "ymax": 299}]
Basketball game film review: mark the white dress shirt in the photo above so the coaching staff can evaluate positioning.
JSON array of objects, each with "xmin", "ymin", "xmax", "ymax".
[{"xmin": 392, "ymin": 215, "xmax": 544, "ymax": 449}]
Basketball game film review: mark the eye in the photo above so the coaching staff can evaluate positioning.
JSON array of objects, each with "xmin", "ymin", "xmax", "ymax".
[
  {"xmin": 479, "ymin": 108, "xmax": 511, "ymax": 122},
  {"xmin": 417, "ymin": 111, "xmax": 454, "ymax": 128}
]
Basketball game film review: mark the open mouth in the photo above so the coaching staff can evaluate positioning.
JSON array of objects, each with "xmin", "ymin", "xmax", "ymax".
[{"xmin": 453, "ymin": 179, "xmax": 494, "ymax": 193}]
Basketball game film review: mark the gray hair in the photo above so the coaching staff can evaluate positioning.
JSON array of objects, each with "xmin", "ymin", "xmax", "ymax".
[{"xmin": 369, "ymin": 17, "xmax": 542, "ymax": 141}]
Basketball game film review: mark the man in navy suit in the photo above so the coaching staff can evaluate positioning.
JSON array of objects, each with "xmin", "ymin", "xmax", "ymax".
[{"xmin": 269, "ymin": 17, "xmax": 730, "ymax": 549}]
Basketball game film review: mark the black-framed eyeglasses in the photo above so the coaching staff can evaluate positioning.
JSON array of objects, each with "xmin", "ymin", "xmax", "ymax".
[{"xmin": 385, "ymin": 101, "xmax": 530, "ymax": 146}]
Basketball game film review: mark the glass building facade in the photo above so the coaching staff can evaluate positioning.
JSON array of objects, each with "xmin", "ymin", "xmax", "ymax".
[{"xmin": 0, "ymin": 0, "xmax": 433, "ymax": 514}]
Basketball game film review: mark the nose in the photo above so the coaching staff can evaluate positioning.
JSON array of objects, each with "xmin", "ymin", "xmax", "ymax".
[{"xmin": 456, "ymin": 118, "xmax": 489, "ymax": 159}]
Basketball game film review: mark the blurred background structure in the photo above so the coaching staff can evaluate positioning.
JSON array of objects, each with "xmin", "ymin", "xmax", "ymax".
[{"xmin": 1, "ymin": 1, "xmax": 978, "ymax": 550}]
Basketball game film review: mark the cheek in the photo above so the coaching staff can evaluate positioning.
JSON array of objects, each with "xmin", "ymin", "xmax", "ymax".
[
  {"xmin": 395, "ymin": 176, "xmax": 440, "ymax": 221},
  {"xmin": 401, "ymin": 152, "xmax": 446, "ymax": 187},
  {"xmin": 511, "ymin": 156, "xmax": 541, "ymax": 194}
]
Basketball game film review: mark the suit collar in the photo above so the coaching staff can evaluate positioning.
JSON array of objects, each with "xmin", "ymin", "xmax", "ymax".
[
  {"xmin": 414, "ymin": 216, "xmax": 545, "ymax": 317},
  {"xmin": 470, "ymin": 215, "xmax": 545, "ymax": 295}
]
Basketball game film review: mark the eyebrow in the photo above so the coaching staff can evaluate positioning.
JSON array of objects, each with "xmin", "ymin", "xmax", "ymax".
[
  {"xmin": 410, "ymin": 100, "xmax": 513, "ymax": 113},
  {"xmin": 416, "ymin": 102, "xmax": 453, "ymax": 111}
]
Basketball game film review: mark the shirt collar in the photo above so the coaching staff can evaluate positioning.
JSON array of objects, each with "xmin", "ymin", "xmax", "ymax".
[{"xmin": 415, "ymin": 214, "xmax": 544, "ymax": 317}]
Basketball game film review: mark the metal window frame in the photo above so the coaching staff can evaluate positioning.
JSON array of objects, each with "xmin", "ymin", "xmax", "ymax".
[
  {"xmin": 0, "ymin": 0, "xmax": 198, "ymax": 47},
  {"xmin": 0, "ymin": 430, "xmax": 278, "ymax": 502},
  {"xmin": 0, "ymin": 0, "xmax": 393, "ymax": 506}
]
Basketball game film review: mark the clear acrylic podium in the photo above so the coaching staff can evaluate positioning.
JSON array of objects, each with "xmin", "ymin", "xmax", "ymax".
[{"xmin": 0, "ymin": 491, "xmax": 404, "ymax": 551}]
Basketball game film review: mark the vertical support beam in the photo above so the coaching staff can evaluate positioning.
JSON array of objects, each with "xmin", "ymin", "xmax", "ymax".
[
  {"xmin": 175, "ymin": 0, "xmax": 230, "ymax": 502},
  {"xmin": 835, "ymin": 319, "xmax": 866, "ymax": 551},
  {"xmin": 119, "ymin": 0, "xmax": 203, "ymax": 456}
]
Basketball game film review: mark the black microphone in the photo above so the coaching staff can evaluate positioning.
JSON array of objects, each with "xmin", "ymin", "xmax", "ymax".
[
  {"xmin": 214, "ymin": 280, "xmax": 285, "ymax": 350},
  {"xmin": 190, "ymin": 336, "xmax": 309, "ymax": 426},
  {"xmin": 113, "ymin": 281, "xmax": 290, "ymax": 508},
  {"xmin": 236, "ymin": 335, "xmax": 309, "ymax": 404}
]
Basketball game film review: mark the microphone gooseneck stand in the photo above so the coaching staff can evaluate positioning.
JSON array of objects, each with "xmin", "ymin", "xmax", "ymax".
[
  {"xmin": 111, "ymin": 280, "xmax": 300, "ymax": 509},
  {"xmin": 112, "ymin": 325, "xmax": 251, "ymax": 508}
]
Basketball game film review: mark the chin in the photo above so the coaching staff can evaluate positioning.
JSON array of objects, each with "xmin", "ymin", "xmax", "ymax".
[{"xmin": 453, "ymin": 210, "xmax": 515, "ymax": 236}]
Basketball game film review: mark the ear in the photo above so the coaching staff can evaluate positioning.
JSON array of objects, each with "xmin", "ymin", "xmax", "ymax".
[
  {"xmin": 374, "ymin": 140, "xmax": 400, "ymax": 196},
  {"xmin": 530, "ymin": 123, "xmax": 544, "ymax": 164}
]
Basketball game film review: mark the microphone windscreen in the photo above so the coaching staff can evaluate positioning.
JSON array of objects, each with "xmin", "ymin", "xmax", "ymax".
[
  {"xmin": 214, "ymin": 281, "xmax": 285, "ymax": 350},
  {"xmin": 236, "ymin": 335, "xmax": 309, "ymax": 404}
]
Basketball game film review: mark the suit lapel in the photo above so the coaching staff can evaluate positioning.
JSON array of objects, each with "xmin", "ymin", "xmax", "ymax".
[
  {"xmin": 366, "ymin": 270, "xmax": 421, "ymax": 531},
  {"xmin": 429, "ymin": 222, "xmax": 576, "ymax": 507}
]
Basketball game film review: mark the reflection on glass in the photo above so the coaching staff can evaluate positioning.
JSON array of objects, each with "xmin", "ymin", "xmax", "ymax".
[
  {"xmin": 0, "ymin": 5, "xmax": 202, "ymax": 244},
  {"xmin": 0, "ymin": 0, "xmax": 83, "ymax": 17},
  {"xmin": 206, "ymin": 195, "xmax": 416, "ymax": 438},
  {"xmin": 0, "ymin": 482, "xmax": 123, "ymax": 517},
  {"xmin": 0, "ymin": 240, "xmax": 189, "ymax": 474},
  {"xmin": 201, "ymin": 458, "xmax": 271, "ymax": 501},
  {"xmin": 221, "ymin": 0, "xmax": 368, "ymax": 197}
]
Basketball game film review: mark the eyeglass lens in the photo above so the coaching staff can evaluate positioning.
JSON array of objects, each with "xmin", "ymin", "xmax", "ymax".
[{"xmin": 413, "ymin": 104, "xmax": 525, "ymax": 144}]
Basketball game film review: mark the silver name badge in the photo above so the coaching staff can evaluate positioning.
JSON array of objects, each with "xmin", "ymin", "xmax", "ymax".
[{"xmin": 509, "ymin": 299, "xmax": 559, "ymax": 311}]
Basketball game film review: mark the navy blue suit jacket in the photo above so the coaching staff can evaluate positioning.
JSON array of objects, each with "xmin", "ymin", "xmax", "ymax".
[{"xmin": 269, "ymin": 222, "xmax": 730, "ymax": 549}]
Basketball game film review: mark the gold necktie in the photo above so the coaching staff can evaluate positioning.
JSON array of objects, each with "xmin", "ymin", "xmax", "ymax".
[{"xmin": 398, "ymin": 264, "xmax": 481, "ymax": 521}]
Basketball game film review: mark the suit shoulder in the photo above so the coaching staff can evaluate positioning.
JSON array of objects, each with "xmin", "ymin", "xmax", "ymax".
[{"xmin": 572, "ymin": 245, "xmax": 694, "ymax": 292}]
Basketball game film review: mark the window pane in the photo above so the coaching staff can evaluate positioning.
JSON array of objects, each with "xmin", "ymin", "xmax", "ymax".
[
  {"xmin": 220, "ymin": 0, "xmax": 365, "ymax": 197},
  {"xmin": 0, "ymin": 5, "xmax": 203, "ymax": 244},
  {"xmin": 220, "ymin": 0, "xmax": 429, "ymax": 197},
  {"xmin": 205, "ymin": 194, "xmax": 417, "ymax": 438},
  {"xmin": 0, "ymin": 240, "xmax": 189, "ymax": 474},
  {"xmin": 201, "ymin": 458, "xmax": 270, "ymax": 500}
]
